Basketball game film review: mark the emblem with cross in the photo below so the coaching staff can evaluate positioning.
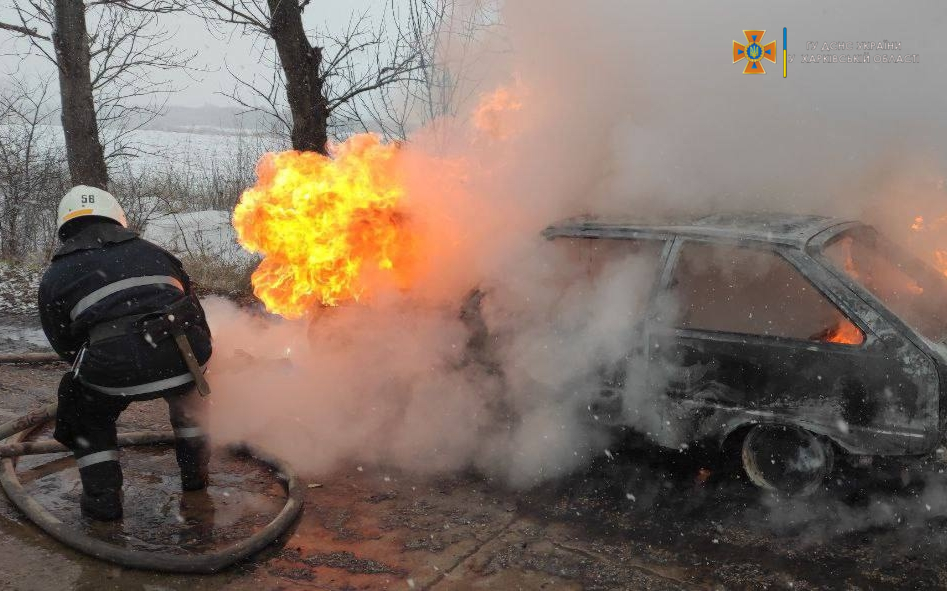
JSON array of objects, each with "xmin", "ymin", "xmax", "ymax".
[{"xmin": 733, "ymin": 30, "xmax": 777, "ymax": 74}]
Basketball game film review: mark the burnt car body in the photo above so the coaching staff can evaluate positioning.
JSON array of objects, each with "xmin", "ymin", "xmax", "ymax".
[{"xmin": 543, "ymin": 213, "xmax": 947, "ymax": 492}]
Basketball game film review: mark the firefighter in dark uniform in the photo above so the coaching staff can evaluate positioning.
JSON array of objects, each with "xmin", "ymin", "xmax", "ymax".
[{"xmin": 39, "ymin": 185, "xmax": 213, "ymax": 521}]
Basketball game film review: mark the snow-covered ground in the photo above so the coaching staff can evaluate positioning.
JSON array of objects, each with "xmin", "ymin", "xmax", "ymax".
[
  {"xmin": 143, "ymin": 210, "xmax": 253, "ymax": 264},
  {"xmin": 0, "ymin": 261, "xmax": 41, "ymax": 316},
  {"xmin": 0, "ymin": 261, "xmax": 48, "ymax": 352}
]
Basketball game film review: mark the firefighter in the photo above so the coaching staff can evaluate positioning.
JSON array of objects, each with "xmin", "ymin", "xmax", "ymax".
[{"xmin": 38, "ymin": 185, "xmax": 213, "ymax": 521}]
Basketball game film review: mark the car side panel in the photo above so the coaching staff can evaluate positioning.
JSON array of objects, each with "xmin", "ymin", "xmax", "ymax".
[{"xmin": 643, "ymin": 239, "xmax": 940, "ymax": 456}]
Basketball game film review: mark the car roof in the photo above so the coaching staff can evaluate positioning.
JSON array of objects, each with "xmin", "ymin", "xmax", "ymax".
[{"xmin": 543, "ymin": 212, "xmax": 859, "ymax": 248}]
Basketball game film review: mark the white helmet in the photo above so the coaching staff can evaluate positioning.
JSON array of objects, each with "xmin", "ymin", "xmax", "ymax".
[{"xmin": 57, "ymin": 185, "xmax": 128, "ymax": 231}]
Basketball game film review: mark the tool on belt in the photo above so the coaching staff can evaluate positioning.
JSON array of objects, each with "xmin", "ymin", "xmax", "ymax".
[
  {"xmin": 172, "ymin": 331, "xmax": 211, "ymax": 397},
  {"xmin": 87, "ymin": 301, "xmax": 211, "ymax": 397}
]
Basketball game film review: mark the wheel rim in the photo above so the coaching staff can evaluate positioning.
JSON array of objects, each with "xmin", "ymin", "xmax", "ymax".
[{"xmin": 741, "ymin": 424, "xmax": 833, "ymax": 496}]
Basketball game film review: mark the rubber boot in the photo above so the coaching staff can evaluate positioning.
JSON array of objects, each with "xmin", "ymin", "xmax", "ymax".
[
  {"xmin": 78, "ymin": 460, "xmax": 123, "ymax": 521},
  {"xmin": 175, "ymin": 436, "xmax": 210, "ymax": 491},
  {"xmin": 178, "ymin": 488, "xmax": 216, "ymax": 545}
]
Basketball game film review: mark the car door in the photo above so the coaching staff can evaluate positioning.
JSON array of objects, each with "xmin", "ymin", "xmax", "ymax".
[
  {"xmin": 643, "ymin": 237, "xmax": 919, "ymax": 449},
  {"xmin": 565, "ymin": 236, "xmax": 670, "ymax": 425}
]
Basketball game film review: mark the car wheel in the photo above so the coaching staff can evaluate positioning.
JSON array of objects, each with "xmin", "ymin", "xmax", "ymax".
[{"xmin": 741, "ymin": 424, "xmax": 834, "ymax": 496}]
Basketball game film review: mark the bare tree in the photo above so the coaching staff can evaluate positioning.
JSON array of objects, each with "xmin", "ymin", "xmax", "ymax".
[
  {"xmin": 0, "ymin": 0, "xmax": 110, "ymax": 187},
  {"xmin": 216, "ymin": 1, "xmax": 500, "ymax": 146},
  {"xmin": 221, "ymin": 55, "xmax": 293, "ymax": 140},
  {"xmin": 0, "ymin": 76, "xmax": 69, "ymax": 257},
  {"xmin": 89, "ymin": 5, "xmax": 197, "ymax": 161},
  {"xmin": 0, "ymin": 1, "xmax": 196, "ymax": 186},
  {"xmin": 195, "ymin": 1, "xmax": 421, "ymax": 153},
  {"xmin": 352, "ymin": 0, "xmax": 500, "ymax": 142}
]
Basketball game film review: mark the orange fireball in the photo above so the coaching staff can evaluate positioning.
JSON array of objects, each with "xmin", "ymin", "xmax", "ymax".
[{"xmin": 233, "ymin": 134, "xmax": 413, "ymax": 318}]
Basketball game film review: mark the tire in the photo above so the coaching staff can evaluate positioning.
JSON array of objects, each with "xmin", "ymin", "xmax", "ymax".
[{"xmin": 741, "ymin": 424, "xmax": 834, "ymax": 496}]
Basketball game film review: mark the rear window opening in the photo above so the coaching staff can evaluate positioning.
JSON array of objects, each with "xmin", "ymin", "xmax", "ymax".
[
  {"xmin": 822, "ymin": 228, "xmax": 947, "ymax": 343},
  {"xmin": 669, "ymin": 242, "xmax": 864, "ymax": 345}
]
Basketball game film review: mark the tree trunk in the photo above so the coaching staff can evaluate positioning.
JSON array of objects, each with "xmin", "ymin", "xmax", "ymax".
[
  {"xmin": 0, "ymin": 204, "xmax": 20, "ymax": 258},
  {"xmin": 267, "ymin": 0, "xmax": 328, "ymax": 155},
  {"xmin": 52, "ymin": 0, "xmax": 108, "ymax": 189}
]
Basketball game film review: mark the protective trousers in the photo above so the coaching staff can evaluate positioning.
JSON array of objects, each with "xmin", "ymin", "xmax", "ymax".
[{"xmin": 53, "ymin": 374, "xmax": 209, "ymax": 520}]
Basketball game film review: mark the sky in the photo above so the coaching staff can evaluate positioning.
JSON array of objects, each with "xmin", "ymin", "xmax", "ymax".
[
  {"xmin": 1, "ymin": 0, "xmax": 945, "ymax": 185},
  {"xmin": 581, "ymin": 0, "xmax": 947, "ymax": 216},
  {"xmin": 0, "ymin": 0, "xmax": 383, "ymax": 107},
  {"xmin": 0, "ymin": 1, "xmax": 941, "ymax": 122}
]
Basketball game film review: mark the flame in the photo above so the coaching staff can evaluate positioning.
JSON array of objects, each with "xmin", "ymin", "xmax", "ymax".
[
  {"xmin": 935, "ymin": 251, "xmax": 947, "ymax": 277},
  {"xmin": 473, "ymin": 86, "xmax": 524, "ymax": 139},
  {"xmin": 909, "ymin": 215, "xmax": 947, "ymax": 278},
  {"xmin": 835, "ymin": 236, "xmax": 867, "ymax": 287},
  {"xmin": 233, "ymin": 134, "xmax": 414, "ymax": 318},
  {"xmin": 906, "ymin": 280, "xmax": 925, "ymax": 294},
  {"xmin": 823, "ymin": 318, "xmax": 864, "ymax": 345},
  {"xmin": 911, "ymin": 214, "xmax": 947, "ymax": 233},
  {"xmin": 840, "ymin": 231, "xmax": 924, "ymax": 295}
]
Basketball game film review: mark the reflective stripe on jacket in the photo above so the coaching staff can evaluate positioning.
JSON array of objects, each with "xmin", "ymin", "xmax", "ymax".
[{"xmin": 39, "ymin": 222, "xmax": 212, "ymax": 400}]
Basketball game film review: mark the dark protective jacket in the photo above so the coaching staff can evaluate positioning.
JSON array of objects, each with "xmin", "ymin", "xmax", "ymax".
[{"xmin": 38, "ymin": 222, "xmax": 212, "ymax": 400}]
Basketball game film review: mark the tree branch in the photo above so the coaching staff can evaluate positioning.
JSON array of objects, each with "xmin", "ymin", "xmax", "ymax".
[{"xmin": 0, "ymin": 19, "xmax": 49, "ymax": 40}]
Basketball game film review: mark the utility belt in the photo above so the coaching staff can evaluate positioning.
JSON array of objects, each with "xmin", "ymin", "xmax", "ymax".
[
  {"xmin": 87, "ymin": 313, "xmax": 149, "ymax": 345},
  {"xmin": 84, "ymin": 300, "xmax": 212, "ymax": 397}
]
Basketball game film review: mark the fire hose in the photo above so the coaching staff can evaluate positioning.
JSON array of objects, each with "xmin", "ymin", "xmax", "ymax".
[
  {"xmin": 0, "ymin": 359, "xmax": 304, "ymax": 574},
  {"xmin": 0, "ymin": 352, "xmax": 62, "ymax": 364}
]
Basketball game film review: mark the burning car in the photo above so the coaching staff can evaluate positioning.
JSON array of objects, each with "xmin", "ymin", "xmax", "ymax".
[{"xmin": 542, "ymin": 213, "xmax": 947, "ymax": 495}]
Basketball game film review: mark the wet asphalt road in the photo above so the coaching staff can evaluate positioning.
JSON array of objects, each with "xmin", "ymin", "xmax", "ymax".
[{"xmin": 2, "ymin": 329, "xmax": 947, "ymax": 589}]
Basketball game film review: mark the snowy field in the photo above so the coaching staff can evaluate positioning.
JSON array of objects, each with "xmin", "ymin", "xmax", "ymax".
[
  {"xmin": 142, "ymin": 209, "xmax": 252, "ymax": 264},
  {"xmin": 34, "ymin": 124, "xmax": 281, "ymax": 175}
]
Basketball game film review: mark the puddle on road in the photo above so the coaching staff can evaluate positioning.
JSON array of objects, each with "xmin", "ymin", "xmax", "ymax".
[
  {"xmin": 0, "ymin": 317, "xmax": 50, "ymax": 354},
  {"xmin": 13, "ymin": 437, "xmax": 285, "ymax": 554}
]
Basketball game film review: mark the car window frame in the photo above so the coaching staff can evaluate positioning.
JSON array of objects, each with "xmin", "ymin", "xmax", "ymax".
[
  {"xmin": 809, "ymin": 224, "xmax": 947, "ymax": 351},
  {"xmin": 657, "ymin": 236, "xmax": 870, "ymax": 350},
  {"xmin": 548, "ymin": 234, "xmax": 673, "ymax": 315}
]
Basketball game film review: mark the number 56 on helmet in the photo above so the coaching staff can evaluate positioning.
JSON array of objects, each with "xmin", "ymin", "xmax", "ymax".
[{"xmin": 57, "ymin": 185, "xmax": 128, "ymax": 231}]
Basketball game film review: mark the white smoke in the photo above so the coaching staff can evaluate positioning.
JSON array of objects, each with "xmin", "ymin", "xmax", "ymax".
[
  {"xmin": 204, "ymin": 230, "xmax": 660, "ymax": 486},
  {"xmin": 204, "ymin": 0, "xmax": 947, "ymax": 489}
]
